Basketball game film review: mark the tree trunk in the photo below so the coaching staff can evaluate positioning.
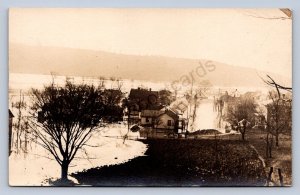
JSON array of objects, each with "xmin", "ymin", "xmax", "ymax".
[
  {"xmin": 9, "ymin": 119, "xmax": 12, "ymax": 155},
  {"xmin": 266, "ymin": 136, "xmax": 269, "ymax": 158},
  {"xmin": 124, "ymin": 109, "xmax": 130, "ymax": 144},
  {"xmin": 275, "ymin": 133, "xmax": 279, "ymax": 147},
  {"xmin": 268, "ymin": 137, "xmax": 272, "ymax": 158},
  {"xmin": 240, "ymin": 127, "xmax": 246, "ymax": 141},
  {"xmin": 61, "ymin": 161, "xmax": 69, "ymax": 182}
]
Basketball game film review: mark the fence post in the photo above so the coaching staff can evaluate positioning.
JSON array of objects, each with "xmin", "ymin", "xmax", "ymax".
[
  {"xmin": 278, "ymin": 168, "xmax": 284, "ymax": 186},
  {"xmin": 267, "ymin": 167, "xmax": 273, "ymax": 186}
]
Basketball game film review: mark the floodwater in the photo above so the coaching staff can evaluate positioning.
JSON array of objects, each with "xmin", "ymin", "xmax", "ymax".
[{"xmin": 190, "ymin": 98, "xmax": 219, "ymax": 131}]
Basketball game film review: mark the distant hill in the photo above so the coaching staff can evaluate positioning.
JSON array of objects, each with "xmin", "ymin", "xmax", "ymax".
[{"xmin": 9, "ymin": 43, "xmax": 291, "ymax": 88}]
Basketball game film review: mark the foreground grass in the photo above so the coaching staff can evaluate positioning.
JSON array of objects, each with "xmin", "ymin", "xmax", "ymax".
[
  {"xmin": 246, "ymin": 128, "xmax": 292, "ymax": 186},
  {"xmin": 72, "ymin": 139, "xmax": 266, "ymax": 186}
]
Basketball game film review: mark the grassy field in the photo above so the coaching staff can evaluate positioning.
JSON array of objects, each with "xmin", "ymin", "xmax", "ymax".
[
  {"xmin": 245, "ymin": 128, "xmax": 292, "ymax": 186},
  {"xmin": 72, "ymin": 139, "xmax": 266, "ymax": 186}
]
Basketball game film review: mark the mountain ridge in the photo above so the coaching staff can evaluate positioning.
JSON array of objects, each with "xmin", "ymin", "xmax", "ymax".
[{"xmin": 9, "ymin": 43, "xmax": 291, "ymax": 88}]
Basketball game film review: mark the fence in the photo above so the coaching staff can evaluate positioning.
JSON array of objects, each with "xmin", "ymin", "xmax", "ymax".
[{"xmin": 267, "ymin": 166, "xmax": 284, "ymax": 186}]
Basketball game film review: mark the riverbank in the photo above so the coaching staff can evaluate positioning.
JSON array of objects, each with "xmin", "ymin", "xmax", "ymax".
[{"xmin": 72, "ymin": 139, "xmax": 266, "ymax": 186}]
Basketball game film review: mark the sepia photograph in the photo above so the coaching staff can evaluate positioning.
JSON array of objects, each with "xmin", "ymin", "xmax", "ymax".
[{"xmin": 8, "ymin": 8, "xmax": 292, "ymax": 186}]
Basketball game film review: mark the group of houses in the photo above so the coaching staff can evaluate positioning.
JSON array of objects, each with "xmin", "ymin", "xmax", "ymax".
[
  {"xmin": 214, "ymin": 89, "xmax": 292, "ymax": 132},
  {"xmin": 8, "ymin": 87, "xmax": 292, "ymax": 154},
  {"xmin": 123, "ymin": 88, "xmax": 187, "ymax": 136}
]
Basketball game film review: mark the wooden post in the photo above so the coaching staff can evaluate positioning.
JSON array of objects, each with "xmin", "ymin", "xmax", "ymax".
[
  {"xmin": 266, "ymin": 134, "xmax": 269, "ymax": 158},
  {"xmin": 267, "ymin": 167, "xmax": 273, "ymax": 186},
  {"xmin": 278, "ymin": 168, "xmax": 284, "ymax": 186}
]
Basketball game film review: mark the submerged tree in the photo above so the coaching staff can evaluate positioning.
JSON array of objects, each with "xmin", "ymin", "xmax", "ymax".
[
  {"xmin": 102, "ymin": 89, "xmax": 125, "ymax": 122},
  {"xmin": 29, "ymin": 81, "xmax": 105, "ymax": 183},
  {"xmin": 121, "ymin": 97, "xmax": 137, "ymax": 144},
  {"xmin": 11, "ymin": 90, "xmax": 29, "ymax": 154}
]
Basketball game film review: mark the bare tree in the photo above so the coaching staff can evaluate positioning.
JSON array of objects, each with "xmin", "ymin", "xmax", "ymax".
[
  {"xmin": 29, "ymin": 80, "xmax": 105, "ymax": 183},
  {"xmin": 191, "ymin": 93, "xmax": 199, "ymax": 128},
  {"xmin": 262, "ymin": 75, "xmax": 292, "ymax": 146},
  {"xmin": 184, "ymin": 91, "xmax": 192, "ymax": 130},
  {"xmin": 227, "ymin": 97, "xmax": 257, "ymax": 141},
  {"xmin": 121, "ymin": 97, "xmax": 136, "ymax": 144},
  {"xmin": 266, "ymin": 91, "xmax": 292, "ymax": 146},
  {"xmin": 265, "ymin": 126, "xmax": 274, "ymax": 158},
  {"xmin": 116, "ymin": 78, "xmax": 124, "ymax": 91},
  {"xmin": 172, "ymin": 83, "xmax": 180, "ymax": 100},
  {"xmin": 110, "ymin": 76, "xmax": 116, "ymax": 89},
  {"xmin": 262, "ymin": 75, "xmax": 292, "ymax": 98},
  {"xmin": 11, "ymin": 90, "xmax": 28, "ymax": 154},
  {"xmin": 98, "ymin": 76, "xmax": 106, "ymax": 90}
]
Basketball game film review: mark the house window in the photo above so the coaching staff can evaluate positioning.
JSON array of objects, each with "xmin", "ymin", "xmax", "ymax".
[
  {"xmin": 146, "ymin": 117, "xmax": 150, "ymax": 123},
  {"xmin": 178, "ymin": 121, "xmax": 182, "ymax": 127},
  {"xmin": 167, "ymin": 120, "xmax": 172, "ymax": 126}
]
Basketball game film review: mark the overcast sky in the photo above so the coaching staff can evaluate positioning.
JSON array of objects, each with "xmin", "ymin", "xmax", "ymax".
[{"xmin": 9, "ymin": 8, "xmax": 292, "ymax": 77}]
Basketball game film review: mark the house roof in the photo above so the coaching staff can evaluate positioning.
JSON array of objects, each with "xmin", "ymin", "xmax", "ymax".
[
  {"xmin": 129, "ymin": 88, "xmax": 160, "ymax": 110},
  {"xmin": 129, "ymin": 88, "xmax": 159, "ymax": 101},
  {"xmin": 141, "ymin": 109, "xmax": 164, "ymax": 117},
  {"xmin": 157, "ymin": 108, "xmax": 179, "ymax": 120}
]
